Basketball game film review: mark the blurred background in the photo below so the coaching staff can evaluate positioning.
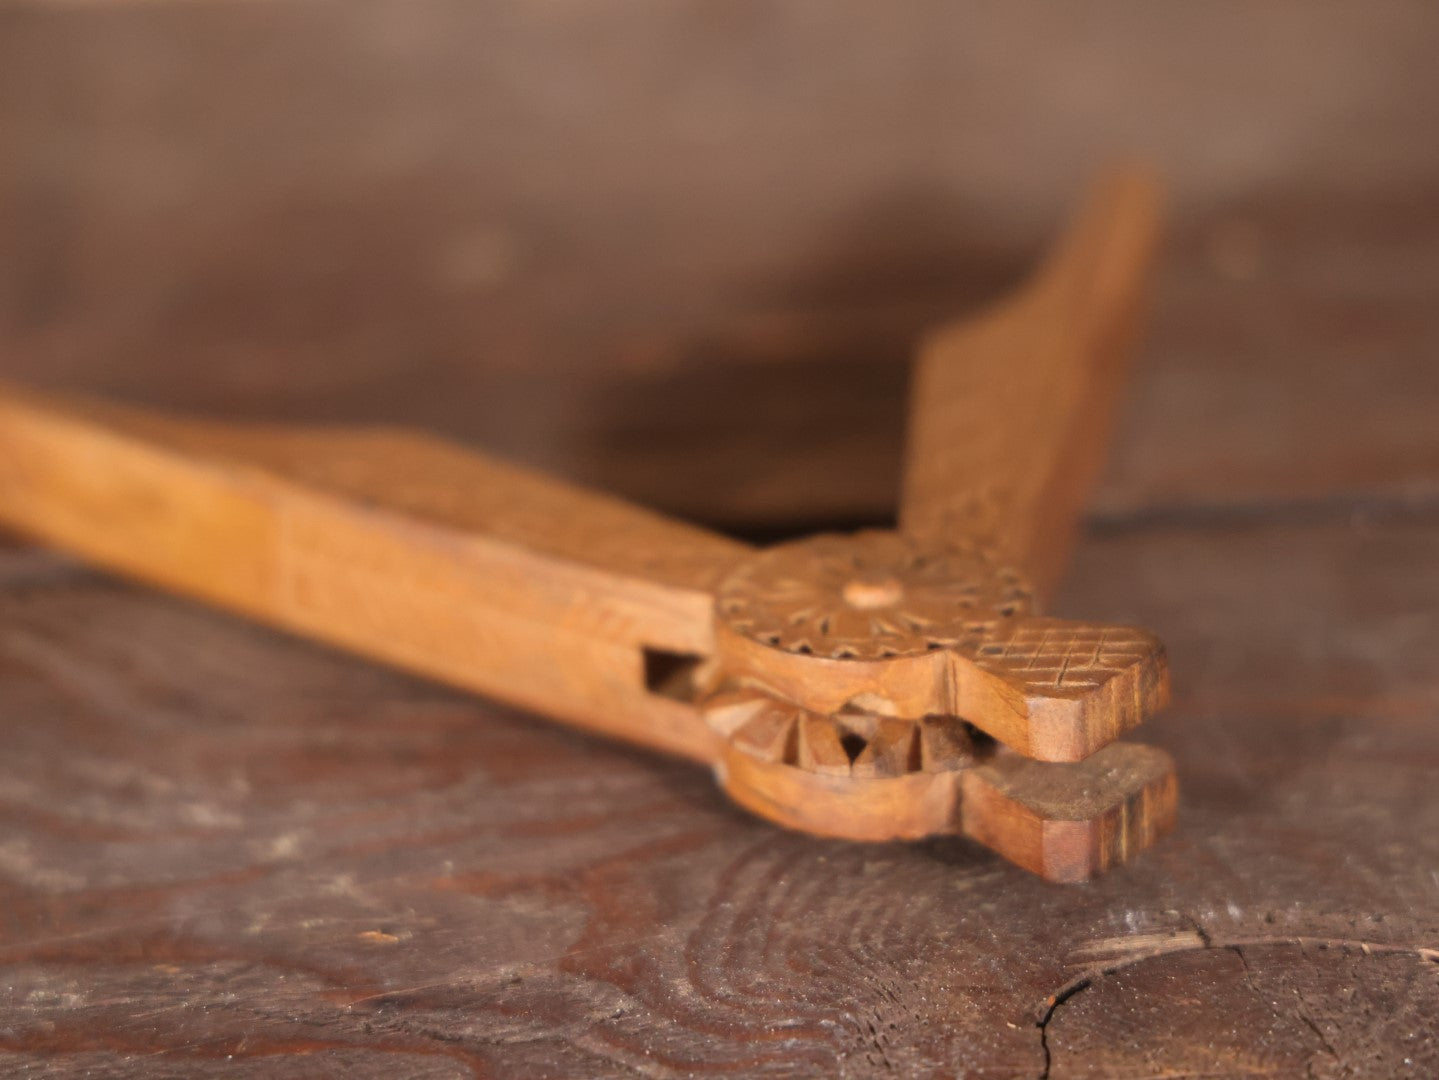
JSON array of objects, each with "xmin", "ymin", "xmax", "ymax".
[{"xmin": 2, "ymin": 1, "xmax": 1436, "ymax": 534}]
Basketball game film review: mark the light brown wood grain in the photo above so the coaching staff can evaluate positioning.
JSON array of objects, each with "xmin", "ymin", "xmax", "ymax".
[{"xmin": 0, "ymin": 383, "xmax": 744, "ymax": 763}]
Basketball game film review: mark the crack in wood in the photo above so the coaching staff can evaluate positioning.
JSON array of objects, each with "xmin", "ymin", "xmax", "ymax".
[{"xmin": 1035, "ymin": 927, "xmax": 1439, "ymax": 1080}]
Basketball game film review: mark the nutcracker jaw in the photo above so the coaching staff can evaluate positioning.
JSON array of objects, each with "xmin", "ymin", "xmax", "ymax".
[
  {"xmin": 694, "ymin": 529, "xmax": 1176, "ymax": 880},
  {"xmin": 711, "ymin": 735, "xmax": 1177, "ymax": 884}
]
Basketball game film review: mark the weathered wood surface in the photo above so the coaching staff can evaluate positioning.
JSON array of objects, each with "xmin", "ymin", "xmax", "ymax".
[
  {"xmin": 2, "ymin": 513, "xmax": 1437, "ymax": 1078},
  {"xmin": 2, "ymin": 2, "xmax": 1439, "ymax": 1076}
]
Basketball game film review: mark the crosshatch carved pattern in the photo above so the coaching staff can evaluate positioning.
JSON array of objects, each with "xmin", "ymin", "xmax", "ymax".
[{"xmin": 972, "ymin": 619, "xmax": 1165, "ymax": 698}]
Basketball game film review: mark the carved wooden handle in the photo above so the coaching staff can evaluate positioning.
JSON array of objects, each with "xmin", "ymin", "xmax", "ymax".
[
  {"xmin": 0, "ymin": 171, "xmax": 1175, "ymax": 880},
  {"xmin": 0, "ymin": 385, "xmax": 741, "ymax": 762},
  {"xmin": 902, "ymin": 168, "xmax": 1162, "ymax": 601}
]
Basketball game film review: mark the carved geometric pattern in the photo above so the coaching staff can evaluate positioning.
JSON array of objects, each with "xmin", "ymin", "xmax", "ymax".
[
  {"xmin": 715, "ymin": 530, "xmax": 1032, "ymax": 661},
  {"xmin": 708, "ymin": 532, "xmax": 1166, "ymax": 775},
  {"xmin": 970, "ymin": 618, "xmax": 1164, "ymax": 699},
  {"xmin": 700, "ymin": 683, "xmax": 979, "ymax": 778}
]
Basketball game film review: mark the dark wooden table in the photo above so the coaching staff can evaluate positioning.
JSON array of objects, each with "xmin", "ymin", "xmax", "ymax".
[{"xmin": 2, "ymin": 4, "xmax": 1438, "ymax": 1076}]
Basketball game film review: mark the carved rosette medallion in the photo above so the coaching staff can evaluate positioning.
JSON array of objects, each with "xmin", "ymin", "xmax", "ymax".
[{"xmin": 714, "ymin": 530, "xmax": 1033, "ymax": 661}]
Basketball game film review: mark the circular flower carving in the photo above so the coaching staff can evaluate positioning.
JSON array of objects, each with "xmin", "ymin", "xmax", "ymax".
[{"xmin": 716, "ymin": 530, "xmax": 1032, "ymax": 661}]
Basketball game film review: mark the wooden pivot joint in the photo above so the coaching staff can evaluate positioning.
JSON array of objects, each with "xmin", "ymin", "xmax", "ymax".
[
  {"xmin": 0, "ymin": 169, "xmax": 1175, "ymax": 882},
  {"xmin": 702, "ymin": 529, "xmax": 1172, "ymax": 880}
]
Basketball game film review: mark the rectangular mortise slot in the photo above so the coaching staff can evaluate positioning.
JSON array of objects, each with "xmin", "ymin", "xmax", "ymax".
[{"xmin": 642, "ymin": 647, "xmax": 706, "ymax": 704}]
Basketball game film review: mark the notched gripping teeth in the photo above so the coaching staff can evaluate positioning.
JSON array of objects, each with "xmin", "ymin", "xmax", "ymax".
[{"xmin": 701, "ymin": 685, "xmax": 977, "ymax": 780}]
